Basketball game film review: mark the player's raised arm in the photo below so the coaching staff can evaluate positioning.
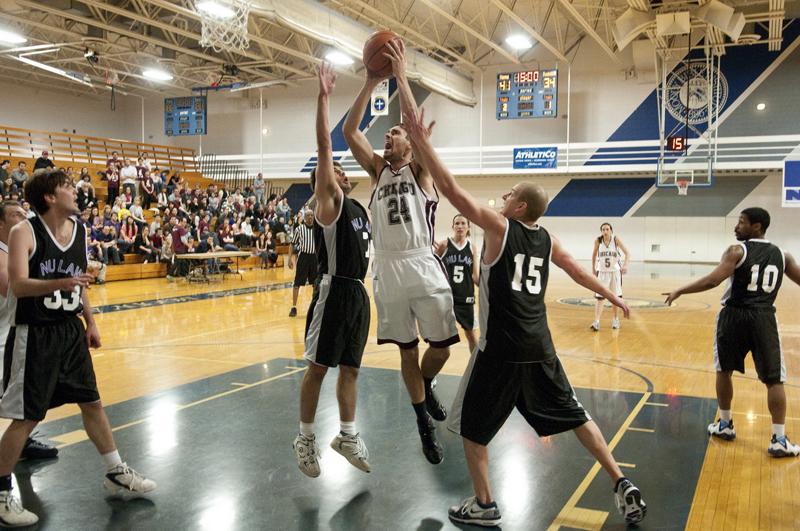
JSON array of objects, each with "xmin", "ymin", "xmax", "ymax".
[
  {"xmin": 551, "ymin": 236, "xmax": 630, "ymax": 318},
  {"xmin": 313, "ymin": 63, "xmax": 342, "ymax": 226},
  {"xmin": 343, "ymin": 72, "xmax": 385, "ymax": 182},
  {"xmin": 402, "ymin": 108, "xmax": 505, "ymax": 239},
  {"xmin": 663, "ymin": 244, "xmax": 743, "ymax": 305}
]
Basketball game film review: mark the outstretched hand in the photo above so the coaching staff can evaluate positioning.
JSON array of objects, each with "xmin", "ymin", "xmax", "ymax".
[
  {"xmin": 662, "ymin": 291, "xmax": 680, "ymax": 306},
  {"xmin": 402, "ymin": 108, "xmax": 436, "ymax": 143},
  {"xmin": 318, "ymin": 61, "xmax": 337, "ymax": 96},
  {"xmin": 384, "ymin": 38, "xmax": 407, "ymax": 79}
]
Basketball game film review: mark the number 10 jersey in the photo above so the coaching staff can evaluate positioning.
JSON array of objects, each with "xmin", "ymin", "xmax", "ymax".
[
  {"xmin": 369, "ymin": 163, "xmax": 437, "ymax": 253},
  {"xmin": 479, "ymin": 219, "xmax": 556, "ymax": 363},
  {"xmin": 12, "ymin": 215, "xmax": 86, "ymax": 325}
]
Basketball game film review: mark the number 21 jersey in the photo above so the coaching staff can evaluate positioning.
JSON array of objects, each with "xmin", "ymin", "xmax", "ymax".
[
  {"xmin": 13, "ymin": 215, "xmax": 86, "ymax": 325},
  {"xmin": 479, "ymin": 219, "xmax": 555, "ymax": 363}
]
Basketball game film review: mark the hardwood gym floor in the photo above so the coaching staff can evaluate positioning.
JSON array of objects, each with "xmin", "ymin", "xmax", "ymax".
[{"xmin": 4, "ymin": 262, "xmax": 799, "ymax": 530}]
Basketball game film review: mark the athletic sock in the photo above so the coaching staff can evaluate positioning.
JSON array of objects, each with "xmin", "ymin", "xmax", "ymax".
[
  {"xmin": 102, "ymin": 450, "xmax": 123, "ymax": 471},
  {"xmin": 719, "ymin": 409, "xmax": 732, "ymax": 422},
  {"xmin": 412, "ymin": 401, "xmax": 428, "ymax": 421},
  {"xmin": 340, "ymin": 421, "xmax": 356, "ymax": 435},
  {"xmin": 614, "ymin": 477, "xmax": 628, "ymax": 493},
  {"xmin": 0, "ymin": 475, "xmax": 11, "ymax": 492},
  {"xmin": 773, "ymin": 424, "xmax": 785, "ymax": 438},
  {"xmin": 299, "ymin": 422, "xmax": 314, "ymax": 437},
  {"xmin": 476, "ymin": 499, "xmax": 497, "ymax": 509}
]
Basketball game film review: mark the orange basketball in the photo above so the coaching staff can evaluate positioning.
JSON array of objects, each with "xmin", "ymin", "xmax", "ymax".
[{"xmin": 363, "ymin": 30, "xmax": 400, "ymax": 78}]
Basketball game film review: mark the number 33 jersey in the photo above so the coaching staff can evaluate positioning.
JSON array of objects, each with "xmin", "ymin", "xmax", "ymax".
[
  {"xmin": 13, "ymin": 215, "xmax": 87, "ymax": 325},
  {"xmin": 479, "ymin": 219, "xmax": 556, "ymax": 363},
  {"xmin": 369, "ymin": 163, "xmax": 437, "ymax": 253}
]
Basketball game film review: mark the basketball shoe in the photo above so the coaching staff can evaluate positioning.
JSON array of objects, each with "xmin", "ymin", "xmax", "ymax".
[
  {"xmin": 417, "ymin": 415, "xmax": 444, "ymax": 465},
  {"xmin": 614, "ymin": 478, "xmax": 647, "ymax": 524},
  {"xmin": 590, "ymin": 320, "xmax": 600, "ymax": 331},
  {"xmin": 292, "ymin": 433, "xmax": 321, "ymax": 477},
  {"xmin": 707, "ymin": 419, "xmax": 736, "ymax": 440},
  {"xmin": 448, "ymin": 496, "xmax": 502, "ymax": 527},
  {"xmin": 611, "ymin": 318, "xmax": 620, "ymax": 329},
  {"xmin": 768, "ymin": 435, "xmax": 800, "ymax": 457},
  {"xmin": 20, "ymin": 437, "xmax": 58, "ymax": 460},
  {"xmin": 0, "ymin": 490, "xmax": 38, "ymax": 527},
  {"xmin": 330, "ymin": 432, "xmax": 371, "ymax": 473},
  {"xmin": 104, "ymin": 463, "xmax": 157, "ymax": 495},
  {"xmin": 425, "ymin": 380, "xmax": 447, "ymax": 421}
]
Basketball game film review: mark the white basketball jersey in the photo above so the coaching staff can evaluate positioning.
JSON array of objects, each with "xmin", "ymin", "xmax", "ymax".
[
  {"xmin": 0, "ymin": 242, "xmax": 10, "ymax": 344},
  {"xmin": 595, "ymin": 236, "xmax": 621, "ymax": 272},
  {"xmin": 369, "ymin": 163, "xmax": 438, "ymax": 253}
]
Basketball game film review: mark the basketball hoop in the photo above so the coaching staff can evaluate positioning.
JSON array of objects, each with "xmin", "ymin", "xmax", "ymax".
[
  {"xmin": 677, "ymin": 179, "xmax": 690, "ymax": 196},
  {"xmin": 197, "ymin": 0, "xmax": 251, "ymax": 53}
]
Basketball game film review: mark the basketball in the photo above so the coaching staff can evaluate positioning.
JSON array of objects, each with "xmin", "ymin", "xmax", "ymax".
[{"xmin": 363, "ymin": 30, "xmax": 400, "ymax": 78}]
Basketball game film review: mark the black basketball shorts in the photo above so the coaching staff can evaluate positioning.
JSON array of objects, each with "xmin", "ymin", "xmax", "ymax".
[
  {"xmin": 293, "ymin": 253, "xmax": 318, "ymax": 288},
  {"xmin": 304, "ymin": 275, "xmax": 370, "ymax": 368},
  {"xmin": 715, "ymin": 306, "xmax": 785, "ymax": 384},
  {"xmin": 454, "ymin": 302, "xmax": 476, "ymax": 331},
  {"xmin": 0, "ymin": 317, "xmax": 100, "ymax": 421},
  {"xmin": 449, "ymin": 350, "xmax": 591, "ymax": 445}
]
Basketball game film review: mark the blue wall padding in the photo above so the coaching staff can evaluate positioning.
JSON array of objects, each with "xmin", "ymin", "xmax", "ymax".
[{"xmin": 545, "ymin": 178, "xmax": 654, "ymax": 217}]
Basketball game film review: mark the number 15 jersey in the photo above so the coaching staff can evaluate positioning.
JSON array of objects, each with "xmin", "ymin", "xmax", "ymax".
[
  {"xmin": 369, "ymin": 163, "xmax": 438, "ymax": 253},
  {"xmin": 12, "ymin": 215, "xmax": 86, "ymax": 325},
  {"xmin": 479, "ymin": 219, "xmax": 556, "ymax": 363}
]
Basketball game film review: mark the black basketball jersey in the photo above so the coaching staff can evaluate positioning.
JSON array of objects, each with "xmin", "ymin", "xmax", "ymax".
[
  {"xmin": 15, "ymin": 215, "xmax": 87, "ymax": 325},
  {"xmin": 479, "ymin": 219, "xmax": 555, "ymax": 363},
  {"xmin": 442, "ymin": 238, "xmax": 475, "ymax": 304},
  {"xmin": 722, "ymin": 239, "xmax": 784, "ymax": 309},
  {"xmin": 315, "ymin": 194, "xmax": 371, "ymax": 281}
]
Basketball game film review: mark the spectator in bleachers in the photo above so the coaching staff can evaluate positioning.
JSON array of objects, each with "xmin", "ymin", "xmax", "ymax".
[
  {"xmin": 167, "ymin": 172, "xmax": 180, "ymax": 196},
  {"xmin": 106, "ymin": 163, "xmax": 119, "ymax": 205},
  {"xmin": 163, "ymin": 233, "xmax": 178, "ymax": 281},
  {"xmin": 106, "ymin": 151, "xmax": 121, "ymax": 169},
  {"xmin": 217, "ymin": 218, "xmax": 239, "ymax": 251},
  {"xmin": 76, "ymin": 173, "xmax": 95, "ymax": 211},
  {"xmin": 121, "ymin": 158, "xmax": 137, "ymax": 198},
  {"xmin": 255, "ymin": 231, "xmax": 278, "ymax": 269},
  {"xmin": 141, "ymin": 170, "xmax": 156, "ymax": 209},
  {"xmin": 99, "ymin": 224, "xmax": 123, "ymax": 265},
  {"xmin": 134, "ymin": 225, "xmax": 159, "ymax": 264},
  {"xmin": 21, "ymin": 201, "xmax": 34, "ymax": 219},
  {"xmin": 129, "ymin": 197, "xmax": 146, "ymax": 228},
  {"xmin": 0, "ymin": 160, "xmax": 9, "ymax": 197},
  {"xmin": 150, "ymin": 214, "xmax": 162, "ymax": 235},
  {"xmin": 157, "ymin": 187, "xmax": 168, "ymax": 210},
  {"xmin": 276, "ymin": 197, "xmax": 291, "ymax": 219},
  {"xmin": 151, "ymin": 227, "xmax": 163, "ymax": 251},
  {"xmin": 90, "ymin": 206, "xmax": 101, "ymax": 229},
  {"xmin": 118, "ymin": 216, "xmax": 137, "ymax": 253},
  {"xmin": 271, "ymin": 216, "xmax": 287, "ymax": 244},
  {"xmin": 33, "ymin": 150, "xmax": 55, "ymax": 170},
  {"xmin": 240, "ymin": 217, "xmax": 254, "ymax": 247},
  {"xmin": 253, "ymin": 173, "xmax": 266, "ymax": 205},
  {"xmin": 171, "ymin": 218, "xmax": 190, "ymax": 278},
  {"xmin": 10, "ymin": 161, "xmax": 28, "ymax": 191}
]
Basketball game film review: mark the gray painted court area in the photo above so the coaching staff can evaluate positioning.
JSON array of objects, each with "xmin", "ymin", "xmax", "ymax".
[
  {"xmin": 634, "ymin": 175, "xmax": 767, "ymax": 217},
  {"xmin": 25, "ymin": 359, "xmax": 714, "ymax": 530}
]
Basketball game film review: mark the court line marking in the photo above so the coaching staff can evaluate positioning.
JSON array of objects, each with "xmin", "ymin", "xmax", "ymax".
[
  {"xmin": 50, "ymin": 366, "xmax": 306, "ymax": 450},
  {"xmin": 617, "ymin": 462, "xmax": 636, "ymax": 468},
  {"xmin": 547, "ymin": 390, "xmax": 652, "ymax": 531},
  {"xmin": 646, "ymin": 402, "xmax": 669, "ymax": 407},
  {"xmin": 627, "ymin": 427, "xmax": 655, "ymax": 433}
]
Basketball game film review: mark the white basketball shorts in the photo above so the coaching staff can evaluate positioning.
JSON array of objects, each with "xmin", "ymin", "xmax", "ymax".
[{"xmin": 595, "ymin": 270, "xmax": 623, "ymax": 299}]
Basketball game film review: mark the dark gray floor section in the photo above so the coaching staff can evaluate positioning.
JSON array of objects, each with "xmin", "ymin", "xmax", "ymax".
[{"xmin": 23, "ymin": 359, "xmax": 713, "ymax": 530}]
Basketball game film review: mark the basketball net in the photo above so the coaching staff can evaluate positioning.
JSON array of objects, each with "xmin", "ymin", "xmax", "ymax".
[
  {"xmin": 677, "ymin": 179, "xmax": 690, "ymax": 196},
  {"xmin": 198, "ymin": 0, "xmax": 251, "ymax": 53}
]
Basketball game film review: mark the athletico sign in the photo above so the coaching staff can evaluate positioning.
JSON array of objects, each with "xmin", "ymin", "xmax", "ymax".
[
  {"xmin": 513, "ymin": 147, "xmax": 558, "ymax": 169},
  {"xmin": 784, "ymin": 160, "xmax": 800, "ymax": 207}
]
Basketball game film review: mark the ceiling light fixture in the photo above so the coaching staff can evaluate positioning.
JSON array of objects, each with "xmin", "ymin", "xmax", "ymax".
[
  {"xmin": 196, "ymin": 1, "xmax": 236, "ymax": 19},
  {"xmin": 324, "ymin": 50, "xmax": 354, "ymax": 66},
  {"xmin": 756, "ymin": 103, "xmax": 766, "ymax": 111},
  {"xmin": 14, "ymin": 55, "xmax": 93, "ymax": 87},
  {"xmin": 0, "ymin": 29, "xmax": 27, "ymax": 45},
  {"xmin": 505, "ymin": 34, "xmax": 533, "ymax": 51},
  {"xmin": 143, "ymin": 68, "xmax": 174, "ymax": 82}
]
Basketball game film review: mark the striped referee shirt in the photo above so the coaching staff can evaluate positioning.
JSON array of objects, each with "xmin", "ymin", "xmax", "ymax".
[{"xmin": 293, "ymin": 223, "xmax": 315, "ymax": 255}]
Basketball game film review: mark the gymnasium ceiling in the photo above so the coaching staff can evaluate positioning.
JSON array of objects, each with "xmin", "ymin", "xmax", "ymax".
[{"xmin": 0, "ymin": 0, "xmax": 793, "ymax": 99}]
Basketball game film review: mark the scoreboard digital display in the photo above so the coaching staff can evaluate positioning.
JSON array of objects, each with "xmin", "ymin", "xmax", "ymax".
[
  {"xmin": 496, "ymin": 70, "xmax": 557, "ymax": 120},
  {"xmin": 164, "ymin": 96, "xmax": 207, "ymax": 136}
]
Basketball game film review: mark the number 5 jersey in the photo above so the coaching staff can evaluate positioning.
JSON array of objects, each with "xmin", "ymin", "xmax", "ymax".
[{"xmin": 11, "ymin": 215, "xmax": 87, "ymax": 325}]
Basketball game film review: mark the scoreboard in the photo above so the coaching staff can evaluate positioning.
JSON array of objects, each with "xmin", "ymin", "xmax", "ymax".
[
  {"xmin": 496, "ymin": 70, "xmax": 558, "ymax": 120},
  {"xmin": 164, "ymin": 96, "xmax": 207, "ymax": 136}
]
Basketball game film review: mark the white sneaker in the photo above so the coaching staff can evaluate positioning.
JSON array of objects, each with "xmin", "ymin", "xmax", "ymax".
[
  {"xmin": 448, "ymin": 496, "xmax": 502, "ymax": 527},
  {"xmin": 104, "ymin": 463, "xmax": 157, "ymax": 495},
  {"xmin": 768, "ymin": 435, "xmax": 800, "ymax": 457},
  {"xmin": 611, "ymin": 318, "xmax": 620, "ymax": 329},
  {"xmin": 293, "ymin": 433, "xmax": 320, "ymax": 478},
  {"xmin": 708, "ymin": 419, "xmax": 736, "ymax": 441},
  {"xmin": 614, "ymin": 478, "xmax": 647, "ymax": 524},
  {"xmin": 590, "ymin": 320, "xmax": 600, "ymax": 332},
  {"xmin": 330, "ymin": 432, "xmax": 371, "ymax": 473},
  {"xmin": 0, "ymin": 490, "xmax": 38, "ymax": 527}
]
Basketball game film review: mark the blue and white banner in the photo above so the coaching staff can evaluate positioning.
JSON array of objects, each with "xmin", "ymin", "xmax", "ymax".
[
  {"xmin": 371, "ymin": 80, "xmax": 389, "ymax": 116},
  {"xmin": 783, "ymin": 160, "xmax": 800, "ymax": 207},
  {"xmin": 513, "ymin": 147, "xmax": 558, "ymax": 169}
]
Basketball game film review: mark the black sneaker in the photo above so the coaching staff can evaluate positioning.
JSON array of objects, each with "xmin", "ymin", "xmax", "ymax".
[
  {"xmin": 448, "ymin": 496, "xmax": 502, "ymax": 527},
  {"xmin": 425, "ymin": 384, "xmax": 447, "ymax": 421},
  {"xmin": 289, "ymin": 307, "xmax": 297, "ymax": 317},
  {"xmin": 20, "ymin": 438, "xmax": 58, "ymax": 460},
  {"xmin": 417, "ymin": 415, "xmax": 444, "ymax": 465}
]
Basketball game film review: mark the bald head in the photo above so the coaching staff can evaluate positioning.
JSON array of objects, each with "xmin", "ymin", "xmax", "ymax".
[{"xmin": 515, "ymin": 182, "xmax": 548, "ymax": 222}]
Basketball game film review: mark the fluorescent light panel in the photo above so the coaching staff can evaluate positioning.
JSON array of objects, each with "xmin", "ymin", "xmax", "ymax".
[
  {"xmin": 505, "ymin": 34, "xmax": 533, "ymax": 50},
  {"xmin": 325, "ymin": 50, "xmax": 353, "ymax": 65},
  {"xmin": 143, "ymin": 68, "xmax": 173, "ymax": 81},
  {"xmin": 14, "ymin": 55, "xmax": 93, "ymax": 87},
  {"xmin": 0, "ymin": 29, "xmax": 27, "ymax": 44},
  {"xmin": 196, "ymin": 1, "xmax": 235, "ymax": 19}
]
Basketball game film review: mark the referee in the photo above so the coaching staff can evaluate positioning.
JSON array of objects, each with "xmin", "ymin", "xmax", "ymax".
[{"xmin": 289, "ymin": 209, "xmax": 317, "ymax": 317}]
